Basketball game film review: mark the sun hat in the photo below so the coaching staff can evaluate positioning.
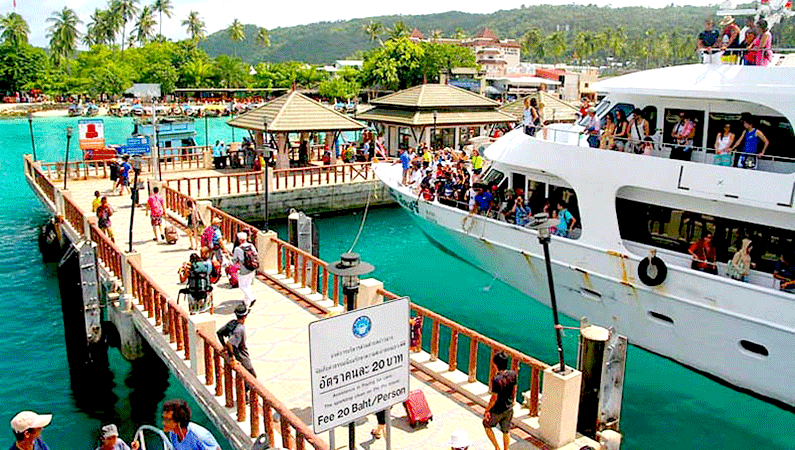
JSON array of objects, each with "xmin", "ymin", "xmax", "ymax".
[
  {"xmin": 234, "ymin": 304, "xmax": 249, "ymax": 318},
  {"xmin": 719, "ymin": 15, "xmax": 735, "ymax": 27},
  {"xmin": 448, "ymin": 430, "xmax": 472, "ymax": 449},
  {"xmin": 237, "ymin": 231, "xmax": 248, "ymax": 241},
  {"xmin": 11, "ymin": 411, "xmax": 52, "ymax": 433},
  {"xmin": 101, "ymin": 424, "xmax": 118, "ymax": 439},
  {"xmin": 212, "ymin": 217, "xmax": 222, "ymax": 224}
]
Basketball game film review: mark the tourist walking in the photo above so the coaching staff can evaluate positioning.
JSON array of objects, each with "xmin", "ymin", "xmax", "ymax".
[
  {"xmin": 95, "ymin": 424, "xmax": 130, "ymax": 450},
  {"xmin": 233, "ymin": 231, "xmax": 258, "ymax": 309},
  {"xmin": 96, "ymin": 196, "xmax": 115, "ymax": 242},
  {"xmin": 185, "ymin": 199, "xmax": 202, "ymax": 250},
  {"xmin": 9, "ymin": 410, "xmax": 52, "ymax": 450},
  {"xmin": 217, "ymin": 304, "xmax": 257, "ymax": 394},
  {"xmin": 132, "ymin": 400, "xmax": 220, "ymax": 450},
  {"xmin": 92, "ymin": 190, "xmax": 101, "ymax": 213},
  {"xmin": 116, "ymin": 156, "xmax": 131, "ymax": 196},
  {"xmin": 482, "ymin": 352, "xmax": 516, "ymax": 450},
  {"xmin": 201, "ymin": 217, "xmax": 227, "ymax": 264},
  {"xmin": 147, "ymin": 186, "xmax": 165, "ymax": 242}
]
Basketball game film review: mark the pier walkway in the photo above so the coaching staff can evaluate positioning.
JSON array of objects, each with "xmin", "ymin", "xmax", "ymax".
[{"xmin": 25, "ymin": 155, "xmax": 600, "ymax": 450}]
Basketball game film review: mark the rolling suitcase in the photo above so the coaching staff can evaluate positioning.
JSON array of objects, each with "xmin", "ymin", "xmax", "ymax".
[
  {"xmin": 164, "ymin": 225, "xmax": 179, "ymax": 244},
  {"xmin": 403, "ymin": 389, "xmax": 432, "ymax": 428}
]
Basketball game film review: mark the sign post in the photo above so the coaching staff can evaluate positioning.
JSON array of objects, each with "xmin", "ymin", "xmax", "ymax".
[{"xmin": 309, "ymin": 297, "xmax": 410, "ymax": 442}]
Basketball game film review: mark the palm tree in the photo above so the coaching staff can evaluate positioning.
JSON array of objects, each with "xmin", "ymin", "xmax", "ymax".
[
  {"xmin": 521, "ymin": 28, "xmax": 543, "ymax": 61},
  {"xmin": 227, "ymin": 19, "xmax": 245, "ymax": 57},
  {"xmin": 363, "ymin": 20, "xmax": 384, "ymax": 45},
  {"xmin": 47, "ymin": 7, "xmax": 81, "ymax": 64},
  {"xmin": 152, "ymin": 0, "xmax": 172, "ymax": 37},
  {"xmin": 134, "ymin": 5, "xmax": 156, "ymax": 45},
  {"xmin": 389, "ymin": 21, "xmax": 409, "ymax": 40},
  {"xmin": 0, "ymin": 12, "xmax": 30, "ymax": 47},
  {"xmin": 112, "ymin": 0, "xmax": 139, "ymax": 50},
  {"xmin": 182, "ymin": 10, "xmax": 205, "ymax": 42},
  {"xmin": 84, "ymin": 9, "xmax": 103, "ymax": 46},
  {"xmin": 547, "ymin": 31, "xmax": 567, "ymax": 63},
  {"xmin": 453, "ymin": 27, "xmax": 467, "ymax": 40},
  {"xmin": 257, "ymin": 27, "xmax": 270, "ymax": 48},
  {"xmin": 182, "ymin": 57, "xmax": 214, "ymax": 87},
  {"xmin": 215, "ymin": 54, "xmax": 247, "ymax": 88}
]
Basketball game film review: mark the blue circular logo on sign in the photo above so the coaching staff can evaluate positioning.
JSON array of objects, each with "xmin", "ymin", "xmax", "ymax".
[{"xmin": 352, "ymin": 316, "xmax": 372, "ymax": 338}]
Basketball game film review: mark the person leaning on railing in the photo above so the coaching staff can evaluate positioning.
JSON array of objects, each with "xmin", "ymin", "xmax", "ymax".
[
  {"xmin": 728, "ymin": 112, "xmax": 769, "ymax": 169},
  {"xmin": 773, "ymin": 251, "xmax": 795, "ymax": 294}
]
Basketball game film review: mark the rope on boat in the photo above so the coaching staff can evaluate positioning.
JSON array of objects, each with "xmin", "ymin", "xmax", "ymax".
[{"xmin": 347, "ymin": 179, "xmax": 376, "ymax": 253}]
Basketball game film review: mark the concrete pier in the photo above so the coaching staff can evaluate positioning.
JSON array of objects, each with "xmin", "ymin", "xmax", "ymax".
[{"xmin": 25, "ymin": 155, "xmax": 608, "ymax": 450}]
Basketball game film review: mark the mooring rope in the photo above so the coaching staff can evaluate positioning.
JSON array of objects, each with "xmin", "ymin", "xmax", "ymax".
[{"xmin": 347, "ymin": 179, "xmax": 376, "ymax": 253}]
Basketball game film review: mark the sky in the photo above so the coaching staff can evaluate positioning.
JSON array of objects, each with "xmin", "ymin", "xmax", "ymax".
[{"xmin": 9, "ymin": 0, "xmax": 722, "ymax": 48}]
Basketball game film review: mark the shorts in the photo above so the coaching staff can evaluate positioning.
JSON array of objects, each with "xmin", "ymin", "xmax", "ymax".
[
  {"xmin": 100, "ymin": 226, "xmax": 114, "ymax": 239},
  {"xmin": 151, "ymin": 215, "xmax": 163, "ymax": 226},
  {"xmin": 473, "ymin": 168, "xmax": 482, "ymax": 175},
  {"xmin": 120, "ymin": 177, "xmax": 130, "ymax": 186},
  {"xmin": 483, "ymin": 408, "xmax": 513, "ymax": 433}
]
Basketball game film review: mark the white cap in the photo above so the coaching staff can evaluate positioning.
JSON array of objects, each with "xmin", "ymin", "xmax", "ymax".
[
  {"xmin": 101, "ymin": 424, "xmax": 118, "ymax": 439},
  {"xmin": 11, "ymin": 411, "xmax": 52, "ymax": 433},
  {"xmin": 237, "ymin": 231, "xmax": 248, "ymax": 241},
  {"xmin": 448, "ymin": 430, "xmax": 472, "ymax": 449}
]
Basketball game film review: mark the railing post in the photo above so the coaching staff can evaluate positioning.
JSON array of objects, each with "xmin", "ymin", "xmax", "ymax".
[
  {"xmin": 120, "ymin": 252, "xmax": 141, "ymax": 311},
  {"xmin": 430, "ymin": 320, "xmax": 440, "ymax": 361},
  {"xmin": 225, "ymin": 360, "xmax": 234, "ymax": 407},
  {"xmin": 189, "ymin": 315, "xmax": 216, "ymax": 376},
  {"xmin": 263, "ymin": 404, "xmax": 275, "ymax": 446},
  {"xmin": 250, "ymin": 392, "xmax": 260, "ymax": 438},
  {"xmin": 448, "ymin": 329, "xmax": 459, "ymax": 372},
  {"xmin": 236, "ymin": 371, "xmax": 246, "ymax": 422},
  {"xmin": 356, "ymin": 278, "xmax": 383, "ymax": 309},
  {"xmin": 468, "ymin": 338, "xmax": 478, "ymax": 383},
  {"xmin": 205, "ymin": 341, "xmax": 214, "ymax": 386},
  {"xmin": 255, "ymin": 232, "xmax": 279, "ymax": 272}
]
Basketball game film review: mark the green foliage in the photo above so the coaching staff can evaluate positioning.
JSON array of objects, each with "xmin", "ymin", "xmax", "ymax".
[
  {"xmin": 0, "ymin": 12, "xmax": 30, "ymax": 47},
  {"xmin": 251, "ymin": 61, "xmax": 328, "ymax": 89},
  {"xmin": 213, "ymin": 54, "xmax": 249, "ymax": 88},
  {"xmin": 90, "ymin": 63, "xmax": 132, "ymax": 97},
  {"xmin": 318, "ymin": 77, "xmax": 360, "ymax": 100},
  {"xmin": 134, "ymin": 6, "xmax": 156, "ymax": 45},
  {"xmin": 182, "ymin": 10, "xmax": 205, "ymax": 42},
  {"xmin": 0, "ymin": 42, "xmax": 46, "ymax": 91},
  {"xmin": 420, "ymin": 42, "xmax": 476, "ymax": 82},
  {"xmin": 47, "ymin": 7, "xmax": 82, "ymax": 65},
  {"xmin": 361, "ymin": 37, "xmax": 424, "ymax": 90}
]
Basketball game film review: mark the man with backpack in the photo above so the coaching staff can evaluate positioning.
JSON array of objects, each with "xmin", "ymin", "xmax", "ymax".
[
  {"xmin": 233, "ymin": 231, "xmax": 258, "ymax": 309},
  {"xmin": 201, "ymin": 217, "xmax": 227, "ymax": 264}
]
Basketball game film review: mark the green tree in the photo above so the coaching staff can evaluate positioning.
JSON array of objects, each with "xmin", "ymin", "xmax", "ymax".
[
  {"xmin": 47, "ymin": 7, "xmax": 82, "ymax": 66},
  {"xmin": 142, "ymin": 61, "xmax": 178, "ymax": 93},
  {"xmin": 0, "ymin": 42, "xmax": 47, "ymax": 91},
  {"xmin": 227, "ymin": 19, "xmax": 245, "ymax": 57},
  {"xmin": 420, "ymin": 42, "xmax": 476, "ymax": 82},
  {"xmin": 389, "ymin": 21, "xmax": 409, "ymax": 40},
  {"xmin": 363, "ymin": 20, "xmax": 384, "ymax": 45},
  {"xmin": 257, "ymin": 27, "xmax": 270, "ymax": 48},
  {"xmin": 318, "ymin": 77, "xmax": 360, "ymax": 100},
  {"xmin": 182, "ymin": 11, "xmax": 205, "ymax": 42},
  {"xmin": 521, "ymin": 28, "xmax": 544, "ymax": 61},
  {"xmin": 453, "ymin": 27, "xmax": 467, "ymax": 40},
  {"xmin": 135, "ymin": 6, "xmax": 156, "ymax": 45},
  {"xmin": 0, "ymin": 12, "xmax": 30, "ymax": 47},
  {"xmin": 607, "ymin": 26, "xmax": 627, "ymax": 62},
  {"xmin": 573, "ymin": 31, "xmax": 598, "ymax": 64},
  {"xmin": 547, "ymin": 31, "xmax": 567, "ymax": 63},
  {"xmin": 214, "ymin": 54, "xmax": 248, "ymax": 87},
  {"xmin": 112, "ymin": 0, "xmax": 139, "ymax": 51},
  {"xmin": 153, "ymin": 0, "xmax": 173, "ymax": 37},
  {"xmin": 90, "ymin": 63, "xmax": 133, "ymax": 98},
  {"xmin": 181, "ymin": 57, "xmax": 214, "ymax": 87},
  {"xmin": 362, "ymin": 37, "xmax": 424, "ymax": 90}
]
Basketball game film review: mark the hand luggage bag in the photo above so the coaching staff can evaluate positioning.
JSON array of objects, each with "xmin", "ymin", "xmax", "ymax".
[
  {"xmin": 403, "ymin": 389, "xmax": 432, "ymax": 428},
  {"xmin": 164, "ymin": 225, "xmax": 179, "ymax": 244}
]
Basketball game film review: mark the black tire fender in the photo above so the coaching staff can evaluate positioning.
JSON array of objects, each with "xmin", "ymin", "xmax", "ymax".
[{"xmin": 638, "ymin": 256, "xmax": 667, "ymax": 286}]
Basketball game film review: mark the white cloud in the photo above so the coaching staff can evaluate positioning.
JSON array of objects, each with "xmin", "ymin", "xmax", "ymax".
[{"xmin": 13, "ymin": 0, "xmax": 720, "ymax": 48}]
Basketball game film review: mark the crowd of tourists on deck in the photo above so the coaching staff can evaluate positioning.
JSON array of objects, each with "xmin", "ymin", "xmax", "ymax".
[
  {"xmin": 697, "ymin": 16, "xmax": 772, "ymax": 66},
  {"xmin": 393, "ymin": 144, "xmax": 581, "ymax": 238},
  {"xmin": 688, "ymin": 232, "xmax": 795, "ymax": 293}
]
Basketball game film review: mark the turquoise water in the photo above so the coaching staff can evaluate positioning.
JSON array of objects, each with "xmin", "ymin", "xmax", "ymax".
[
  {"xmin": 271, "ymin": 208, "xmax": 795, "ymax": 449},
  {"xmin": 4, "ymin": 116, "xmax": 794, "ymax": 449},
  {"xmin": 0, "ymin": 117, "xmax": 234, "ymax": 449}
]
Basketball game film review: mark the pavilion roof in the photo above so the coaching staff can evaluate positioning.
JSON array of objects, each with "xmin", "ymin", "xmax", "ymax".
[
  {"xmin": 356, "ymin": 107, "xmax": 514, "ymax": 127},
  {"xmin": 227, "ymin": 90, "xmax": 365, "ymax": 132},
  {"xmin": 369, "ymin": 84, "xmax": 500, "ymax": 109}
]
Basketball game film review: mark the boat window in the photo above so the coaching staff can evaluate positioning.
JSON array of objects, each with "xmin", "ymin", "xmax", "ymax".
[
  {"xmin": 739, "ymin": 340, "xmax": 769, "ymax": 357},
  {"xmin": 707, "ymin": 112, "xmax": 795, "ymax": 161},
  {"xmin": 616, "ymin": 198, "xmax": 795, "ymax": 273},
  {"xmin": 511, "ymin": 173, "xmax": 526, "ymax": 194},
  {"xmin": 482, "ymin": 168, "xmax": 505, "ymax": 186},
  {"xmin": 598, "ymin": 103, "xmax": 634, "ymax": 128},
  {"xmin": 662, "ymin": 109, "xmax": 705, "ymax": 148}
]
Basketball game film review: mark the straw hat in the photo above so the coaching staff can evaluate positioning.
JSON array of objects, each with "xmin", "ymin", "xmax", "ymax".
[
  {"xmin": 719, "ymin": 16, "xmax": 735, "ymax": 27},
  {"xmin": 448, "ymin": 430, "xmax": 472, "ymax": 449}
]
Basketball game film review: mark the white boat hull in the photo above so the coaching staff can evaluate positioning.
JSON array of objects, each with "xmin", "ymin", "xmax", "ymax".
[{"xmin": 374, "ymin": 162, "xmax": 795, "ymax": 407}]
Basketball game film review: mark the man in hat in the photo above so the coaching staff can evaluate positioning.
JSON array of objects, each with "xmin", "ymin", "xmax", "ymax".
[
  {"xmin": 9, "ymin": 411, "xmax": 52, "ymax": 450},
  {"xmin": 584, "ymin": 107, "xmax": 601, "ymax": 148},
  {"xmin": 448, "ymin": 430, "xmax": 472, "ymax": 450},
  {"xmin": 201, "ymin": 217, "xmax": 227, "ymax": 264},
  {"xmin": 96, "ymin": 424, "xmax": 130, "ymax": 450},
  {"xmin": 232, "ymin": 231, "xmax": 257, "ymax": 309},
  {"xmin": 719, "ymin": 16, "xmax": 741, "ymax": 56},
  {"xmin": 217, "ymin": 304, "xmax": 257, "ymax": 394}
]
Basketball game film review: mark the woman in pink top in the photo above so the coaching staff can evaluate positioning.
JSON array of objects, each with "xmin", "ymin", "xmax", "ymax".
[{"xmin": 751, "ymin": 19, "xmax": 772, "ymax": 66}]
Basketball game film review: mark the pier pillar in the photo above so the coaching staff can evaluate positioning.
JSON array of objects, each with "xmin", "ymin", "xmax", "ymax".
[
  {"xmin": 325, "ymin": 133, "xmax": 336, "ymax": 164},
  {"xmin": 356, "ymin": 278, "xmax": 383, "ymax": 308},
  {"xmin": 54, "ymin": 188, "xmax": 66, "ymax": 216},
  {"xmin": 108, "ymin": 302, "xmax": 146, "ymax": 360},
  {"xmin": 261, "ymin": 167, "xmax": 274, "ymax": 192},
  {"xmin": 276, "ymin": 133, "xmax": 289, "ymax": 169},
  {"xmin": 538, "ymin": 366, "xmax": 582, "ymax": 448},
  {"xmin": 84, "ymin": 215, "xmax": 95, "ymax": 241},
  {"xmin": 120, "ymin": 251, "xmax": 142, "ymax": 312},
  {"xmin": 203, "ymin": 146, "xmax": 213, "ymax": 169},
  {"xmin": 188, "ymin": 313, "xmax": 216, "ymax": 376},
  {"xmin": 197, "ymin": 200, "xmax": 213, "ymax": 232},
  {"xmin": 255, "ymin": 230, "xmax": 278, "ymax": 272}
]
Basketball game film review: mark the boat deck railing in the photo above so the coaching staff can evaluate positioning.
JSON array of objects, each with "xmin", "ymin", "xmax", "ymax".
[{"xmin": 537, "ymin": 125, "xmax": 795, "ymax": 174}]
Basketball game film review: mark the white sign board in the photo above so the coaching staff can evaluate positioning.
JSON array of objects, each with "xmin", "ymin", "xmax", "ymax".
[{"xmin": 309, "ymin": 297, "xmax": 410, "ymax": 433}]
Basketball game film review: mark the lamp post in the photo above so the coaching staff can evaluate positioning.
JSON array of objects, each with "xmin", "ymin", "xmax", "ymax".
[
  {"xmin": 263, "ymin": 145, "xmax": 272, "ymax": 230},
  {"xmin": 432, "ymin": 110, "xmax": 438, "ymax": 150},
  {"xmin": 64, "ymin": 126, "xmax": 73, "ymax": 190},
  {"xmin": 530, "ymin": 212, "xmax": 567, "ymax": 373},
  {"xmin": 27, "ymin": 111, "xmax": 37, "ymax": 162},
  {"xmin": 230, "ymin": 99, "xmax": 235, "ymax": 142},
  {"xmin": 127, "ymin": 155, "xmax": 143, "ymax": 253},
  {"xmin": 326, "ymin": 252, "xmax": 375, "ymax": 450},
  {"xmin": 204, "ymin": 112, "xmax": 209, "ymax": 154}
]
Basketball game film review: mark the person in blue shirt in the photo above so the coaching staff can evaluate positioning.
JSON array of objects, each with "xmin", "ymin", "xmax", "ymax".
[
  {"xmin": 9, "ymin": 411, "xmax": 51, "ymax": 450},
  {"xmin": 132, "ymin": 400, "xmax": 220, "ymax": 450},
  {"xmin": 212, "ymin": 140, "xmax": 224, "ymax": 169},
  {"xmin": 116, "ymin": 155, "xmax": 131, "ymax": 196},
  {"xmin": 474, "ymin": 186, "xmax": 493, "ymax": 215},
  {"xmin": 555, "ymin": 201, "xmax": 576, "ymax": 237},
  {"xmin": 392, "ymin": 148, "xmax": 412, "ymax": 185}
]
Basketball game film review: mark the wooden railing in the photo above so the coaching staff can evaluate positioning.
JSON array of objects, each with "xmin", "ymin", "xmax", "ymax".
[
  {"xmin": 166, "ymin": 170, "xmax": 262, "ymax": 198},
  {"xmin": 89, "ymin": 222, "xmax": 124, "ymax": 279},
  {"xmin": 196, "ymin": 327, "xmax": 329, "ymax": 450},
  {"xmin": 273, "ymin": 162, "xmax": 375, "ymax": 190},
  {"xmin": 274, "ymin": 238, "xmax": 339, "ymax": 308},
  {"xmin": 379, "ymin": 288, "xmax": 548, "ymax": 417},
  {"xmin": 39, "ymin": 146, "xmax": 210, "ymax": 181},
  {"xmin": 62, "ymin": 194, "xmax": 85, "ymax": 237},
  {"xmin": 163, "ymin": 185, "xmax": 192, "ymax": 220},
  {"xmin": 33, "ymin": 164, "xmax": 56, "ymax": 204}
]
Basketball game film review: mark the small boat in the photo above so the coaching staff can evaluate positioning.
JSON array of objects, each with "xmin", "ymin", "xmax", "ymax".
[
  {"xmin": 67, "ymin": 103, "xmax": 84, "ymax": 117},
  {"xmin": 85, "ymin": 104, "xmax": 99, "ymax": 116}
]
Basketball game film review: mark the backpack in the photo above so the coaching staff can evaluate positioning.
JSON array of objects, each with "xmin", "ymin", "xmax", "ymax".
[
  {"xmin": 201, "ymin": 226, "xmax": 220, "ymax": 250},
  {"xmin": 241, "ymin": 243, "xmax": 259, "ymax": 271},
  {"xmin": 188, "ymin": 261, "xmax": 211, "ymax": 299}
]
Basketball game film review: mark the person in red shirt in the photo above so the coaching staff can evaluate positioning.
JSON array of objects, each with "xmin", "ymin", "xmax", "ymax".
[{"xmin": 689, "ymin": 232, "xmax": 718, "ymax": 275}]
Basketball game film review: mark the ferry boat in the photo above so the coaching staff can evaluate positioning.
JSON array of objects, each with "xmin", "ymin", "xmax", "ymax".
[
  {"xmin": 83, "ymin": 117, "xmax": 197, "ymax": 160},
  {"xmin": 374, "ymin": 63, "xmax": 795, "ymax": 407}
]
